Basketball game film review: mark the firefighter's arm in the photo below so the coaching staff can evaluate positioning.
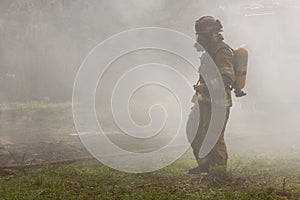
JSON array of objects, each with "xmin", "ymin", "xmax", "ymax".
[
  {"xmin": 194, "ymin": 48, "xmax": 234, "ymax": 93},
  {"xmin": 214, "ymin": 48, "xmax": 235, "ymax": 89}
]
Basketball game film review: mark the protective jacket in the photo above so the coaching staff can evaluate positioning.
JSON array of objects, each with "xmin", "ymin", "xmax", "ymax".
[{"xmin": 197, "ymin": 34, "xmax": 235, "ymax": 107}]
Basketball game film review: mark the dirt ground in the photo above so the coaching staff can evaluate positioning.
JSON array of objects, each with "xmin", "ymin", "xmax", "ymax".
[
  {"xmin": 0, "ymin": 103, "xmax": 182, "ymax": 166},
  {"xmin": 0, "ymin": 104, "xmax": 90, "ymax": 165},
  {"xmin": 1, "ymin": 102, "xmax": 300, "ymax": 168}
]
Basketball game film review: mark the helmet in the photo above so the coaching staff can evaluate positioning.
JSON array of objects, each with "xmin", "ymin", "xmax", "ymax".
[{"xmin": 195, "ymin": 16, "xmax": 223, "ymax": 34}]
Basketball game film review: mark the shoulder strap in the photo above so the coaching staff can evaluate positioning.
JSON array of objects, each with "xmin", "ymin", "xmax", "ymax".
[
  {"xmin": 195, "ymin": 45, "xmax": 233, "ymax": 86},
  {"xmin": 213, "ymin": 44, "xmax": 234, "ymax": 61}
]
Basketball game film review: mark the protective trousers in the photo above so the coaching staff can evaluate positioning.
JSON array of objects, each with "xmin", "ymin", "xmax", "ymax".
[{"xmin": 188, "ymin": 102, "xmax": 230, "ymax": 168}]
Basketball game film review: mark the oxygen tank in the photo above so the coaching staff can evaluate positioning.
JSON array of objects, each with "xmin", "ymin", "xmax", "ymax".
[{"xmin": 232, "ymin": 47, "xmax": 248, "ymax": 90}]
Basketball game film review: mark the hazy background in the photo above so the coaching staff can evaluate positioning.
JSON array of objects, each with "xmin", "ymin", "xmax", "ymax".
[{"xmin": 1, "ymin": 0, "xmax": 300, "ymax": 158}]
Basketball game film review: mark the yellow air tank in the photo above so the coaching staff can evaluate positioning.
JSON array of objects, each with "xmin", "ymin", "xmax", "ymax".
[{"xmin": 232, "ymin": 47, "xmax": 248, "ymax": 90}]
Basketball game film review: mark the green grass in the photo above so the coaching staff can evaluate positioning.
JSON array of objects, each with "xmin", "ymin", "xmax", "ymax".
[{"xmin": 1, "ymin": 156, "xmax": 299, "ymax": 199}]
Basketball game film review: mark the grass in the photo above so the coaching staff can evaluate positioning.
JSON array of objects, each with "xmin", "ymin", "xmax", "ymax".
[
  {"xmin": 1, "ymin": 156, "xmax": 299, "ymax": 199},
  {"xmin": 0, "ymin": 102, "xmax": 299, "ymax": 199}
]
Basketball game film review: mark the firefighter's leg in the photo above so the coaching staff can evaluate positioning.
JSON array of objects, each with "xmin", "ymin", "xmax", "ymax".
[
  {"xmin": 189, "ymin": 103, "xmax": 211, "ymax": 174},
  {"xmin": 209, "ymin": 108, "xmax": 230, "ymax": 175}
]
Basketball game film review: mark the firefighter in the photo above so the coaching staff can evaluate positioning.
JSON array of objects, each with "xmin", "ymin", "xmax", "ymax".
[{"xmin": 187, "ymin": 16, "xmax": 235, "ymax": 174}]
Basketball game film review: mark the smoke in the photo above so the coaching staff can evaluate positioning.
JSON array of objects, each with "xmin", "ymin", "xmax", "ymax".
[{"xmin": 1, "ymin": 0, "xmax": 300, "ymax": 158}]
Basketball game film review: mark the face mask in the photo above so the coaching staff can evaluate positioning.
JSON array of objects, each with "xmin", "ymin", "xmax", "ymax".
[{"xmin": 194, "ymin": 34, "xmax": 211, "ymax": 51}]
